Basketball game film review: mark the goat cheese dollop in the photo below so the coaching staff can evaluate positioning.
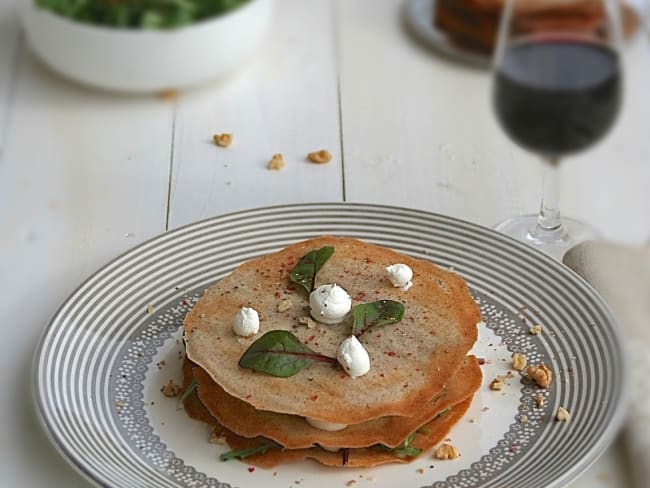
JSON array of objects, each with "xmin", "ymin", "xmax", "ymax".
[
  {"xmin": 309, "ymin": 284, "xmax": 352, "ymax": 324},
  {"xmin": 337, "ymin": 336, "xmax": 370, "ymax": 378},
  {"xmin": 232, "ymin": 307, "xmax": 260, "ymax": 337},
  {"xmin": 386, "ymin": 263, "xmax": 413, "ymax": 291}
]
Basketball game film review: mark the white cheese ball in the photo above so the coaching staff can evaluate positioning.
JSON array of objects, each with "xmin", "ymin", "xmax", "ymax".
[
  {"xmin": 337, "ymin": 336, "xmax": 370, "ymax": 378},
  {"xmin": 386, "ymin": 263, "xmax": 413, "ymax": 290},
  {"xmin": 309, "ymin": 284, "xmax": 352, "ymax": 324},
  {"xmin": 232, "ymin": 307, "xmax": 260, "ymax": 337}
]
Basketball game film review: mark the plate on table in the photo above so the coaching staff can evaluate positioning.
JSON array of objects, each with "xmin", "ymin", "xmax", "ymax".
[
  {"xmin": 404, "ymin": 0, "xmax": 491, "ymax": 69},
  {"xmin": 33, "ymin": 203, "xmax": 626, "ymax": 488}
]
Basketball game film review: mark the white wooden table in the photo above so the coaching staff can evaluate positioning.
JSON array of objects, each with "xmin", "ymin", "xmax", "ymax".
[{"xmin": 0, "ymin": 0, "xmax": 647, "ymax": 486}]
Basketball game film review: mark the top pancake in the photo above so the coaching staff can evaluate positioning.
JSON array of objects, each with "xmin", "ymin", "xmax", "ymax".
[{"xmin": 184, "ymin": 236, "xmax": 480, "ymax": 424}]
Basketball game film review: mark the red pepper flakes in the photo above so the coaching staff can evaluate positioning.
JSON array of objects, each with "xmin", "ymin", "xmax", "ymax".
[
  {"xmin": 340, "ymin": 374, "xmax": 347, "ymax": 379},
  {"xmin": 308, "ymin": 335, "xmax": 315, "ymax": 342},
  {"xmin": 386, "ymin": 351, "xmax": 396, "ymax": 357},
  {"xmin": 274, "ymin": 291, "xmax": 281, "ymax": 299},
  {"xmin": 380, "ymin": 373, "xmax": 385, "ymax": 378},
  {"xmin": 477, "ymin": 357, "xmax": 486, "ymax": 365},
  {"xmin": 248, "ymin": 466, "xmax": 255, "ymax": 473},
  {"xmin": 287, "ymin": 285, "xmax": 296, "ymax": 291},
  {"xmin": 407, "ymin": 352, "xmax": 412, "ymax": 356},
  {"xmin": 310, "ymin": 394, "xmax": 318, "ymax": 401}
]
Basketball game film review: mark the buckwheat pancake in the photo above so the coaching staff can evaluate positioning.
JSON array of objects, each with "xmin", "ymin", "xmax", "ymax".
[
  {"xmin": 184, "ymin": 236, "xmax": 480, "ymax": 424},
  {"xmin": 191, "ymin": 356, "xmax": 482, "ymax": 449},
  {"xmin": 214, "ymin": 399, "xmax": 473, "ymax": 468}
]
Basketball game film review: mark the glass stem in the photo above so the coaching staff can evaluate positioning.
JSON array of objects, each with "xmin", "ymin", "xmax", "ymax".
[{"xmin": 536, "ymin": 157, "xmax": 561, "ymax": 232}]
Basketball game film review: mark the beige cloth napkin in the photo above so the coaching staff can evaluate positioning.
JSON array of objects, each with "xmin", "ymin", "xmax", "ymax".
[{"xmin": 564, "ymin": 241, "xmax": 650, "ymax": 488}]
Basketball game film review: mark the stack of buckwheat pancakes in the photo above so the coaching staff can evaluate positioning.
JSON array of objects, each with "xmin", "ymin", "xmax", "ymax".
[{"xmin": 181, "ymin": 236, "xmax": 482, "ymax": 467}]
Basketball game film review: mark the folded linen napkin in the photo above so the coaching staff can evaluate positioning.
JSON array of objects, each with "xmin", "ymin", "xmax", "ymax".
[{"xmin": 564, "ymin": 241, "xmax": 650, "ymax": 488}]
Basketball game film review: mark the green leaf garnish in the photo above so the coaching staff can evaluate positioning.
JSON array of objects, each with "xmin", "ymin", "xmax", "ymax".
[
  {"xmin": 289, "ymin": 246, "xmax": 334, "ymax": 294},
  {"xmin": 383, "ymin": 431, "xmax": 422, "ymax": 458},
  {"xmin": 352, "ymin": 300, "xmax": 405, "ymax": 337},
  {"xmin": 239, "ymin": 330, "xmax": 337, "ymax": 377},
  {"xmin": 176, "ymin": 379, "xmax": 197, "ymax": 410},
  {"xmin": 220, "ymin": 440, "xmax": 278, "ymax": 461},
  {"xmin": 436, "ymin": 407, "xmax": 451, "ymax": 418}
]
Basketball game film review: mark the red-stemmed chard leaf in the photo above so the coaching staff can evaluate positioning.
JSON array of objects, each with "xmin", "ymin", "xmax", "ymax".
[
  {"xmin": 289, "ymin": 246, "xmax": 334, "ymax": 293},
  {"xmin": 239, "ymin": 330, "xmax": 337, "ymax": 377}
]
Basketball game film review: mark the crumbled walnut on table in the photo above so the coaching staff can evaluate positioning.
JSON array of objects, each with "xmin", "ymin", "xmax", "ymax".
[
  {"xmin": 519, "ymin": 414, "xmax": 528, "ymax": 423},
  {"xmin": 267, "ymin": 153, "xmax": 285, "ymax": 170},
  {"xmin": 489, "ymin": 377, "xmax": 505, "ymax": 391},
  {"xmin": 213, "ymin": 133, "xmax": 233, "ymax": 147},
  {"xmin": 512, "ymin": 352, "xmax": 527, "ymax": 371},
  {"xmin": 529, "ymin": 325, "xmax": 543, "ymax": 335},
  {"xmin": 307, "ymin": 149, "xmax": 332, "ymax": 164},
  {"xmin": 433, "ymin": 443, "xmax": 460, "ymax": 460},
  {"xmin": 556, "ymin": 406, "xmax": 571, "ymax": 422},
  {"xmin": 528, "ymin": 364, "xmax": 553, "ymax": 388},
  {"xmin": 277, "ymin": 299, "xmax": 293, "ymax": 313},
  {"xmin": 158, "ymin": 89, "xmax": 178, "ymax": 102},
  {"xmin": 535, "ymin": 393, "xmax": 545, "ymax": 408},
  {"xmin": 160, "ymin": 379, "xmax": 182, "ymax": 397}
]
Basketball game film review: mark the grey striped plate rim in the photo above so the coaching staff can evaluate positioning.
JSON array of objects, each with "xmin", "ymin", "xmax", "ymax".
[{"xmin": 32, "ymin": 202, "xmax": 629, "ymax": 488}]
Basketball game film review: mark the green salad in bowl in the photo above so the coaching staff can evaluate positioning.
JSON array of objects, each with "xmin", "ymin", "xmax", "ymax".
[
  {"xmin": 22, "ymin": 0, "xmax": 271, "ymax": 91},
  {"xmin": 35, "ymin": 0, "xmax": 251, "ymax": 29}
]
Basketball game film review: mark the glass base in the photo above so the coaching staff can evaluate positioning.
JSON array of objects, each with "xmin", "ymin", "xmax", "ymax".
[{"xmin": 494, "ymin": 215, "xmax": 599, "ymax": 260}]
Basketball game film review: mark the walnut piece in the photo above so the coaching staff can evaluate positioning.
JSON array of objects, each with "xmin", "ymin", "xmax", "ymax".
[
  {"xmin": 512, "ymin": 353, "xmax": 527, "ymax": 371},
  {"xmin": 535, "ymin": 393, "xmax": 545, "ymax": 408},
  {"xmin": 528, "ymin": 364, "xmax": 553, "ymax": 388},
  {"xmin": 158, "ymin": 89, "xmax": 178, "ymax": 102},
  {"xmin": 489, "ymin": 377, "xmax": 505, "ymax": 391},
  {"xmin": 307, "ymin": 149, "xmax": 332, "ymax": 164},
  {"xmin": 433, "ymin": 443, "xmax": 460, "ymax": 460},
  {"xmin": 160, "ymin": 379, "xmax": 182, "ymax": 397},
  {"xmin": 556, "ymin": 406, "xmax": 571, "ymax": 422},
  {"xmin": 267, "ymin": 153, "xmax": 285, "ymax": 170},
  {"xmin": 209, "ymin": 426, "xmax": 227, "ymax": 444},
  {"xmin": 277, "ymin": 299, "xmax": 292, "ymax": 313},
  {"xmin": 298, "ymin": 316, "xmax": 317, "ymax": 328},
  {"xmin": 213, "ymin": 133, "xmax": 233, "ymax": 148},
  {"xmin": 529, "ymin": 325, "xmax": 543, "ymax": 335}
]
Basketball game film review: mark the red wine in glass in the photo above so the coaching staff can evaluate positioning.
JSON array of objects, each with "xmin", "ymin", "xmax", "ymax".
[
  {"xmin": 491, "ymin": 0, "xmax": 624, "ymax": 260},
  {"xmin": 494, "ymin": 38, "xmax": 621, "ymax": 158}
]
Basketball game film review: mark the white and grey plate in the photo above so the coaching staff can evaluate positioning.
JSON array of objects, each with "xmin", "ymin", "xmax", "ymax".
[
  {"xmin": 404, "ymin": 0, "xmax": 491, "ymax": 69},
  {"xmin": 33, "ymin": 203, "xmax": 627, "ymax": 488}
]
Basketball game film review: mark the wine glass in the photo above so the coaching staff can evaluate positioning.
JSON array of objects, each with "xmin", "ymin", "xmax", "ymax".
[{"xmin": 492, "ymin": 0, "xmax": 624, "ymax": 259}]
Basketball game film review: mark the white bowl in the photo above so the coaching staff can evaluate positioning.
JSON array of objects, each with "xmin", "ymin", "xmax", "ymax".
[{"xmin": 19, "ymin": 0, "xmax": 272, "ymax": 92}]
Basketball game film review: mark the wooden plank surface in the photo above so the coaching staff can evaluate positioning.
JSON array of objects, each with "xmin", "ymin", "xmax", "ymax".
[
  {"xmin": 0, "ymin": 0, "xmax": 20, "ymax": 156},
  {"xmin": 0, "ymin": 48, "xmax": 174, "ymax": 486},
  {"xmin": 167, "ymin": 0, "xmax": 343, "ymax": 229}
]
